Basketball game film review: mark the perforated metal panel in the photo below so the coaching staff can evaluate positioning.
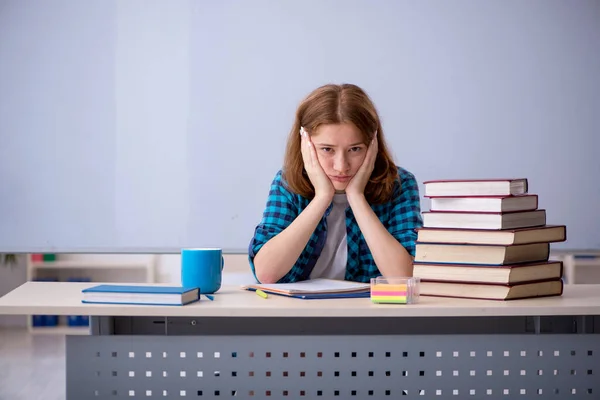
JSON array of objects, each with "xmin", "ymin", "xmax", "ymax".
[{"xmin": 67, "ymin": 334, "xmax": 598, "ymax": 399}]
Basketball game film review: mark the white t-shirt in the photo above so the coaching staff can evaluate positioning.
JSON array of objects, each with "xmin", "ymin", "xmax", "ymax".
[{"xmin": 309, "ymin": 193, "xmax": 348, "ymax": 280}]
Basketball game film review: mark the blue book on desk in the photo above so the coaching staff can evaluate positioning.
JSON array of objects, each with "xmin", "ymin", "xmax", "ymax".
[{"xmin": 82, "ymin": 285, "xmax": 200, "ymax": 306}]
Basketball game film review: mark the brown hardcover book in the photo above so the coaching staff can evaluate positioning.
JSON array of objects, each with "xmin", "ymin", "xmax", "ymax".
[
  {"xmin": 415, "ymin": 242, "xmax": 550, "ymax": 265},
  {"xmin": 423, "ymin": 178, "xmax": 528, "ymax": 197},
  {"xmin": 413, "ymin": 260, "xmax": 563, "ymax": 285},
  {"xmin": 422, "ymin": 209, "xmax": 546, "ymax": 230},
  {"xmin": 419, "ymin": 278, "xmax": 563, "ymax": 301},
  {"xmin": 416, "ymin": 225, "xmax": 566, "ymax": 245},
  {"xmin": 428, "ymin": 194, "xmax": 538, "ymax": 213}
]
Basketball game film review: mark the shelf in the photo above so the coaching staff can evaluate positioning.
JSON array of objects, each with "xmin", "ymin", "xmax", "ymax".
[
  {"xmin": 30, "ymin": 261, "xmax": 149, "ymax": 270},
  {"xmin": 24, "ymin": 254, "xmax": 156, "ymax": 334},
  {"xmin": 573, "ymin": 259, "xmax": 600, "ymax": 267},
  {"xmin": 29, "ymin": 326, "xmax": 90, "ymax": 335}
]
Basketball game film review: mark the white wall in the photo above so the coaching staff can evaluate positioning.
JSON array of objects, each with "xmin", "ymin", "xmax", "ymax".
[{"xmin": 1, "ymin": 0, "xmax": 599, "ymax": 252}]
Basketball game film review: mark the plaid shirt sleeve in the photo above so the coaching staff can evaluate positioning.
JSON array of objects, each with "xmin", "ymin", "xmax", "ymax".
[
  {"xmin": 388, "ymin": 168, "xmax": 423, "ymax": 256},
  {"xmin": 248, "ymin": 170, "xmax": 300, "ymax": 281}
]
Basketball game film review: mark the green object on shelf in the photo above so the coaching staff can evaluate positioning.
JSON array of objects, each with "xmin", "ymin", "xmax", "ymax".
[{"xmin": 42, "ymin": 254, "xmax": 57, "ymax": 262}]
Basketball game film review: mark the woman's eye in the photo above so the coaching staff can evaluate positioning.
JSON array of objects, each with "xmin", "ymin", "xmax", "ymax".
[
  {"xmin": 350, "ymin": 147, "xmax": 363, "ymax": 152},
  {"xmin": 320, "ymin": 147, "xmax": 332, "ymax": 153}
]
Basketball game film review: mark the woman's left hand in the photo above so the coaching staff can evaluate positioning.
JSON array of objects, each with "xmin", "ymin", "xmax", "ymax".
[{"xmin": 345, "ymin": 135, "xmax": 378, "ymax": 200}]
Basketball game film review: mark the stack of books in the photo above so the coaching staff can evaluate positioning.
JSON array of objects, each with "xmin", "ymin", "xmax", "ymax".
[{"xmin": 414, "ymin": 178, "xmax": 567, "ymax": 301}]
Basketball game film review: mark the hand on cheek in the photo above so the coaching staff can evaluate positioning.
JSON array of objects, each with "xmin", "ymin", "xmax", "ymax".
[
  {"xmin": 345, "ymin": 136, "xmax": 378, "ymax": 200},
  {"xmin": 300, "ymin": 127, "xmax": 335, "ymax": 201}
]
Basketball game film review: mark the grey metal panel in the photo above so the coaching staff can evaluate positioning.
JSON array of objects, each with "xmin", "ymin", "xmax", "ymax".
[
  {"xmin": 90, "ymin": 316, "xmax": 114, "ymax": 336},
  {"xmin": 67, "ymin": 334, "xmax": 598, "ymax": 399},
  {"xmin": 103, "ymin": 315, "xmax": 590, "ymax": 336}
]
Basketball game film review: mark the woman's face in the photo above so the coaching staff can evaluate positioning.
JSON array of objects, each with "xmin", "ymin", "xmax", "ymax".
[{"xmin": 310, "ymin": 123, "xmax": 368, "ymax": 192}]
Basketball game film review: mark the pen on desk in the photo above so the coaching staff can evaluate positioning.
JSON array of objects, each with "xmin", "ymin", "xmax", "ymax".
[
  {"xmin": 255, "ymin": 289, "xmax": 268, "ymax": 299},
  {"xmin": 204, "ymin": 294, "xmax": 214, "ymax": 301}
]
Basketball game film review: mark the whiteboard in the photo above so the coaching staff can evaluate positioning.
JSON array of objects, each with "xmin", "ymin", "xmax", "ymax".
[{"xmin": 1, "ymin": 0, "xmax": 599, "ymax": 253}]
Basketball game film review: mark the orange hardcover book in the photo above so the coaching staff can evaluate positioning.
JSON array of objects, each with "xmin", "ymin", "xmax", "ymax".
[
  {"xmin": 415, "ymin": 242, "xmax": 550, "ymax": 265},
  {"xmin": 415, "ymin": 225, "xmax": 566, "ymax": 245},
  {"xmin": 413, "ymin": 260, "xmax": 563, "ymax": 285},
  {"xmin": 419, "ymin": 278, "xmax": 563, "ymax": 301}
]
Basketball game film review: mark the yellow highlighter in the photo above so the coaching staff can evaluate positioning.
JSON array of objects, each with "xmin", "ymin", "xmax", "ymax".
[{"xmin": 255, "ymin": 289, "xmax": 268, "ymax": 299}]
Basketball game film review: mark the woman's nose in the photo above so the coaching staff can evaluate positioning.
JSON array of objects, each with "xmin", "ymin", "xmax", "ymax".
[{"xmin": 333, "ymin": 154, "xmax": 350, "ymax": 173}]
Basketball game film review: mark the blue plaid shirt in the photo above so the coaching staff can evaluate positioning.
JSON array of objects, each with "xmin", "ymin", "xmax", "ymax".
[{"xmin": 248, "ymin": 166, "xmax": 423, "ymax": 283}]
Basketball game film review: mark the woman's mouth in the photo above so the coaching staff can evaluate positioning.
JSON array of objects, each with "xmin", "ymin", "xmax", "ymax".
[{"xmin": 330, "ymin": 175, "xmax": 351, "ymax": 182}]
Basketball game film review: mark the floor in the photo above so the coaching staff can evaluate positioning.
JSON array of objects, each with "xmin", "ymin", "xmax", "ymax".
[{"xmin": 0, "ymin": 328, "xmax": 65, "ymax": 400}]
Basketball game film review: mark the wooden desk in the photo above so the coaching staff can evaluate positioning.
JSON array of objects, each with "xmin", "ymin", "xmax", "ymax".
[{"xmin": 1, "ymin": 281, "xmax": 599, "ymax": 399}]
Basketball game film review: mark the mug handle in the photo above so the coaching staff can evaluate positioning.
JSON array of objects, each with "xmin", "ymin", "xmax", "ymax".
[{"xmin": 221, "ymin": 255, "xmax": 224, "ymax": 270}]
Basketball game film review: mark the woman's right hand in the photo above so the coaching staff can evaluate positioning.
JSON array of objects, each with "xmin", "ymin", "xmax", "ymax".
[{"xmin": 300, "ymin": 127, "xmax": 335, "ymax": 201}]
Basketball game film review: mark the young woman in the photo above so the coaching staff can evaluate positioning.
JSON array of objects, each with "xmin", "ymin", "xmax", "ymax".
[{"xmin": 248, "ymin": 83, "xmax": 423, "ymax": 284}]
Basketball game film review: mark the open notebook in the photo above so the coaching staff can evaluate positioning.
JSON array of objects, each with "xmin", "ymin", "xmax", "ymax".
[{"xmin": 241, "ymin": 279, "xmax": 371, "ymax": 299}]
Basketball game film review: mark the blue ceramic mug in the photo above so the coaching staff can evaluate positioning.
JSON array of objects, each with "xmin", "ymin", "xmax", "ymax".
[{"xmin": 181, "ymin": 248, "xmax": 224, "ymax": 294}]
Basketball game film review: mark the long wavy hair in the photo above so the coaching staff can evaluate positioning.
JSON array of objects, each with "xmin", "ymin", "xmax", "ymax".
[{"xmin": 282, "ymin": 83, "xmax": 399, "ymax": 204}]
